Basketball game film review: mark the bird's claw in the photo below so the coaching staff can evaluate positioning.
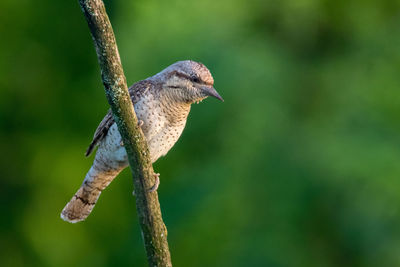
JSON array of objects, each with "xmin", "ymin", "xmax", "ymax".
[
  {"xmin": 132, "ymin": 173, "xmax": 160, "ymax": 196},
  {"xmin": 149, "ymin": 173, "xmax": 160, "ymax": 192}
]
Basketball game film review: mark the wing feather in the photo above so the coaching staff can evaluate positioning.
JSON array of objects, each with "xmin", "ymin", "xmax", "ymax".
[{"xmin": 85, "ymin": 79, "xmax": 155, "ymax": 156}]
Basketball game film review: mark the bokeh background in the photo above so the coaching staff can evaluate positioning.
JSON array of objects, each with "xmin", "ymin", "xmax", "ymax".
[{"xmin": 1, "ymin": 0, "xmax": 400, "ymax": 266}]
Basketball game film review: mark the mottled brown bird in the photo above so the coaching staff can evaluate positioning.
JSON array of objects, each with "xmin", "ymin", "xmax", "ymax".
[{"xmin": 61, "ymin": 60, "xmax": 223, "ymax": 223}]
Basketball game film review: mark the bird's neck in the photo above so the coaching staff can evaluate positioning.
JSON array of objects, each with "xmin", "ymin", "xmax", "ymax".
[{"xmin": 159, "ymin": 89, "xmax": 191, "ymax": 125}]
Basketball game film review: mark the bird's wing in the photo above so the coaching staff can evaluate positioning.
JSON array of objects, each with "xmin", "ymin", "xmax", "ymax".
[{"xmin": 85, "ymin": 79, "xmax": 155, "ymax": 156}]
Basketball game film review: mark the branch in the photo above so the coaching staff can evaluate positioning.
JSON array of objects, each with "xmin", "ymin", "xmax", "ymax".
[{"xmin": 78, "ymin": 1, "xmax": 172, "ymax": 266}]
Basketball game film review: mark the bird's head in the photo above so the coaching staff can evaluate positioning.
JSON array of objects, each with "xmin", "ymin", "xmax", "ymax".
[{"xmin": 153, "ymin": 60, "xmax": 224, "ymax": 104}]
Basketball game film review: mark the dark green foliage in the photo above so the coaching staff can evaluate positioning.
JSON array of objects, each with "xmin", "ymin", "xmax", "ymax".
[{"xmin": 1, "ymin": 0, "xmax": 400, "ymax": 266}]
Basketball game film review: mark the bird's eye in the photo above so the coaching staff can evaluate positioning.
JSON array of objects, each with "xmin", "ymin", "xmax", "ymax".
[{"xmin": 192, "ymin": 77, "xmax": 200, "ymax": 83}]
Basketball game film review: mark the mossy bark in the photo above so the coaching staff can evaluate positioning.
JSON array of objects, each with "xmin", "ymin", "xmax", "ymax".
[{"xmin": 78, "ymin": 1, "xmax": 172, "ymax": 266}]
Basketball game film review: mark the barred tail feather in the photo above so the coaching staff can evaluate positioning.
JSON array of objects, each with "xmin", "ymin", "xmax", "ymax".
[
  {"xmin": 60, "ymin": 187, "xmax": 101, "ymax": 223},
  {"xmin": 61, "ymin": 164, "xmax": 121, "ymax": 223}
]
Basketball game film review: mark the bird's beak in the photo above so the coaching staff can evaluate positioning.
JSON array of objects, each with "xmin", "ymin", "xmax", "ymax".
[{"xmin": 201, "ymin": 86, "xmax": 224, "ymax": 102}]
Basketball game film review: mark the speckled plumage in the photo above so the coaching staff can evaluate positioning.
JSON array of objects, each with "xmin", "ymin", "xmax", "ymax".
[{"xmin": 61, "ymin": 60, "xmax": 223, "ymax": 223}]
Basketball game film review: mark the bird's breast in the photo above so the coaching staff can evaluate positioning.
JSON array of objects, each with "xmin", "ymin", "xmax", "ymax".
[
  {"xmin": 133, "ymin": 94, "xmax": 190, "ymax": 162},
  {"xmin": 134, "ymin": 94, "xmax": 167, "ymax": 141}
]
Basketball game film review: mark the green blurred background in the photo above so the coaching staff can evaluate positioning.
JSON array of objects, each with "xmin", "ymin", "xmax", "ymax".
[{"xmin": 1, "ymin": 0, "xmax": 400, "ymax": 266}]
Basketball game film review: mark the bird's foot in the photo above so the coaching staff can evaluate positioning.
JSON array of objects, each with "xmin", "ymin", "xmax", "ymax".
[
  {"xmin": 132, "ymin": 173, "xmax": 160, "ymax": 196},
  {"xmin": 149, "ymin": 173, "xmax": 160, "ymax": 192}
]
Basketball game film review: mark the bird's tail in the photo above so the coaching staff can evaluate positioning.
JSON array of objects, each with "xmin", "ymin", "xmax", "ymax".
[{"xmin": 61, "ymin": 163, "xmax": 122, "ymax": 223}]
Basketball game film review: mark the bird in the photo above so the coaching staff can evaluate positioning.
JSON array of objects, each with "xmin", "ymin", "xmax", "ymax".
[{"xmin": 60, "ymin": 60, "xmax": 223, "ymax": 223}]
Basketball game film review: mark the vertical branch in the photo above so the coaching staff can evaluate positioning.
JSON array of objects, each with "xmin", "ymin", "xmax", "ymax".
[{"xmin": 77, "ymin": 0, "xmax": 172, "ymax": 266}]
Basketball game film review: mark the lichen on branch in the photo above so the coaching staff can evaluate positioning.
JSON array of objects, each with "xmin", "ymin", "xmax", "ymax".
[{"xmin": 77, "ymin": 0, "xmax": 172, "ymax": 266}]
